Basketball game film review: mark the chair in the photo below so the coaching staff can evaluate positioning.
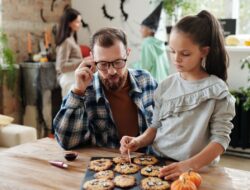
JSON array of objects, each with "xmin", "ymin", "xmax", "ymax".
[
  {"xmin": 0, "ymin": 124, "xmax": 37, "ymax": 151},
  {"xmin": 80, "ymin": 45, "xmax": 91, "ymax": 57}
]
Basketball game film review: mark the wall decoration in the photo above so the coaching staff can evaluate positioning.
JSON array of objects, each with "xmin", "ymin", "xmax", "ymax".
[
  {"xmin": 81, "ymin": 20, "xmax": 91, "ymax": 33},
  {"xmin": 64, "ymin": 4, "xmax": 71, "ymax": 11},
  {"xmin": 40, "ymin": 9, "xmax": 47, "ymax": 23},
  {"xmin": 81, "ymin": 20, "xmax": 89, "ymax": 28},
  {"xmin": 120, "ymin": 0, "xmax": 128, "ymax": 21},
  {"xmin": 101, "ymin": 5, "xmax": 114, "ymax": 20},
  {"xmin": 51, "ymin": 0, "xmax": 57, "ymax": 11}
]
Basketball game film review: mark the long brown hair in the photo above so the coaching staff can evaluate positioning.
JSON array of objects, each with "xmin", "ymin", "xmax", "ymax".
[
  {"xmin": 172, "ymin": 10, "xmax": 228, "ymax": 81},
  {"xmin": 56, "ymin": 8, "xmax": 81, "ymax": 46}
]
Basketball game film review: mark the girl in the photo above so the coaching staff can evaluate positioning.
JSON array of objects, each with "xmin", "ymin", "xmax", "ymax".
[
  {"xmin": 56, "ymin": 8, "xmax": 87, "ymax": 97},
  {"xmin": 133, "ymin": 2, "xmax": 169, "ymax": 82},
  {"xmin": 120, "ymin": 10, "xmax": 235, "ymax": 180}
]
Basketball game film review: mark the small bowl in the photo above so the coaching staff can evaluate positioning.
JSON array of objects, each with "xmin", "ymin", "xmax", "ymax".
[{"xmin": 64, "ymin": 151, "xmax": 78, "ymax": 161}]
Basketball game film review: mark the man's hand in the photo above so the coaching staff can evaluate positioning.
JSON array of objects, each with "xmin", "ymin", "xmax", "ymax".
[
  {"xmin": 73, "ymin": 56, "xmax": 96, "ymax": 95},
  {"xmin": 120, "ymin": 136, "xmax": 140, "ymax": 154}
]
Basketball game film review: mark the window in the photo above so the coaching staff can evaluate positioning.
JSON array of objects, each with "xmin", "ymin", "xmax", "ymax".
[
  {"xmin": 239, "ymin": 0, "xmax": 250, "ymax": 34},
  {"xmin": 179, "ymin": 0, "xmax": 249, "ymax": 34}
]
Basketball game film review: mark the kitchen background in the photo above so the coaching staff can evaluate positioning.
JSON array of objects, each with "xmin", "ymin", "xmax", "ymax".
[{"xmin": 0, "ymin": 0, "xmax": 250, "ymax": 159}]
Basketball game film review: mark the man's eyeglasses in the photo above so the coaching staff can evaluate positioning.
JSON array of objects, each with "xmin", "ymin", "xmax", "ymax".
[{"xmin": 95, "ymin": 59, "xmax": 127, "ymax": 71}]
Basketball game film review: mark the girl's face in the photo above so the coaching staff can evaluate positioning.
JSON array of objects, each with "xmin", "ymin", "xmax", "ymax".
[
  {"xmin": 69, "ymin": 15, "xmax": 82, "ymax": 32},
  {"xmin": 169, "ymin": 30, "xmax": 209, "ymax": 76},
  {"xmin": 140, "ymin": 25, "xmax": 154, "ymax": 38}
]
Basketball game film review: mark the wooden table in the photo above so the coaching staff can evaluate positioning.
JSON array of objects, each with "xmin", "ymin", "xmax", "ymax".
[{"xmin": 0, "ymin": 138, "xmax": 249, "ymax": 190}]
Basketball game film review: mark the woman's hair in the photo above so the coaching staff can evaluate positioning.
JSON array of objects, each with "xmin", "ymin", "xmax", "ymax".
[
  {"xmin": 56, "ymin": 8, "xmax": 81, "ymax": 46},
  {"xmin": 90, "ymin": 27, "xmax": 127, "ymax": 52},
  {"xmin": 172, "ymin": 10, "xmax": 228, "ymax": 81}
]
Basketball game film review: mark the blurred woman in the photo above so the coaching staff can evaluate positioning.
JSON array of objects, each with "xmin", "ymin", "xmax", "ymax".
[{"xmin": 56, "ymin": 8, "xmax": 83, "ymax": 97}]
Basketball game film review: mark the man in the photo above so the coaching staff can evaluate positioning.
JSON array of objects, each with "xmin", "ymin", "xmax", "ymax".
[
  {"xmin": 53, "ymin": 27, "xmax": 157, "ymax": 150},
  {"xmin": 133, "ymin": 2, "xmax": 169, "ymax": 82}
]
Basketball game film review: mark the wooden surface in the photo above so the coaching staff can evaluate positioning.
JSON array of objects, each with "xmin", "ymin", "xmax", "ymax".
[{"xmin": 0, "ymin": 138, "xmax": 249, "ymax": 190}]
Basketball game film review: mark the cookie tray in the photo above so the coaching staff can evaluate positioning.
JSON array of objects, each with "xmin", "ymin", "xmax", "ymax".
[{"xmin": 80, "ymin": 156, "xmax": 167, "ymax": 190}]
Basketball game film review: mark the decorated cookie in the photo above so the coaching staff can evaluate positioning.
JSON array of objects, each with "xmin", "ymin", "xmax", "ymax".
[
  {"xmin": 133, "ymin": 155, "xmax": 158, "ymax": 165},
  {"xmin": 94, "ymin": 170, "xmax": 114, "ymax": 180},
  {"xmin": 89, "ymin": 158, "xmax": 113, "ymax": 172},
  {"xmin": 112, "ymin": 156, "xmax": 130, "ymax": 164},
  {"xmin": 141, "ymin": 165, "xmax": 162, "ymax": 177},
  {"xmin": 114, "ymin": 163, "xmax": 140, "ymax": 174},
  {"xmin": 141, "ymin": 177, "xmax": 170, "ymax": 190},
  {"xmin": 83, "ymin": 178, "xmax": 114, "ymax": 190},
  {"xmin": 114, "ymin": 175, "xmax": 136, "ymax": 188}
]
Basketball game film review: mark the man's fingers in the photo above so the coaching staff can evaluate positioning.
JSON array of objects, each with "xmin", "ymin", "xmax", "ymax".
[
  {"xmin": 76, "ymin": 67, "xmax": 93, "ymax": 79},
  {"xmin": 120, "ymin": 136, "xmax": 129, "ymax": 145},
  {"xmin": 119, "ymin": 146, "xmax": 127, "ymax": 154}
]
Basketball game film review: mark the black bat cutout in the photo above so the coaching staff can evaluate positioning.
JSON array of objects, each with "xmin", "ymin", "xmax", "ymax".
[
  {"xmin": 81, "ymin": 20, "xmax": 89, "ymax": 28},
  {"xmin": 120, "ymin": 0, "xmax": 128, "ymax": 21},
  {"xmin": 51, "ymin": 0, "xmax": 56, "ymax": 12},
  {"xmin": 40, "ymin": 9, "xmax": 47, "ymax": 23},
  {"xmin": 64, "ymin": 4, "xmax": 71, "ymax": 11},
  {"xmin": 101, "ymin": 5, "xmax": 114, "ymax": 20}
]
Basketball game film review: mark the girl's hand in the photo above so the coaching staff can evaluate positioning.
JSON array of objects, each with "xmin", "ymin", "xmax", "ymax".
[
  {"xmin": 159, "ymin": 160, "xmax": 192, "ymax": 181},
  {"xmin": 120, "ymin": 136, "xmax": 140, "ymax": 154}
]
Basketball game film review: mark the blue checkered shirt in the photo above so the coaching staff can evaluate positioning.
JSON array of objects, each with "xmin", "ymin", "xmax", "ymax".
[{"xmin": 53, "ymin": 69, "xmax": 158, "ymax": 150}]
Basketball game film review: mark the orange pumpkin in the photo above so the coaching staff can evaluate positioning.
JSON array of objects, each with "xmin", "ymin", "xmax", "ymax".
[
  {"xmin": 171, "ymin": 178, "xmax": 197, "ymax": 190},
  {"xmin": 179, "ymin": 170, "xmax": 202, "ymax": 188}
]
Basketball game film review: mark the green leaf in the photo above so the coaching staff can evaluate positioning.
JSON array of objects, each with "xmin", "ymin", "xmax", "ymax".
[{"xmin": 0, "ymin": 29, "xmax": 17, "ymax": 91}]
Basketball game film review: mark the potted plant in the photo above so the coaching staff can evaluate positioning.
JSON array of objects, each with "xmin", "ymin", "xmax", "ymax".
[
  {"xmin": 163, "ymin": 0, "xmax": 192, "ymax": 25},
  {"xmin": 162, "ymin": 0, "xmax": 192, "ymax": 43},
  {"xmin": 230, "ymin": 55, "xmax": 250, "ymax": 149},
  {"xmin": 0, "ymin": 29, "xmax": 17, "ymax": 113}
]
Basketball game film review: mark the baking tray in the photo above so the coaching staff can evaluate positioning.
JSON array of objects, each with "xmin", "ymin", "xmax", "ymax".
[{"xmin": 80, "ymin": 156, "xmax": 167, "ymax": 190}]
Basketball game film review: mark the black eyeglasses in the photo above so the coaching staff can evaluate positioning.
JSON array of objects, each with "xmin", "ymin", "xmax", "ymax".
[{"xmin": 95, "ymin": 59, "xmax": 127, "ymax": 71}]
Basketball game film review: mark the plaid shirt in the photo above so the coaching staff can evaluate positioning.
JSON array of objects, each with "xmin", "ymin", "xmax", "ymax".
[{"xmin": 53, "ymin": 69, "xmax": 158, "ymax": 150}]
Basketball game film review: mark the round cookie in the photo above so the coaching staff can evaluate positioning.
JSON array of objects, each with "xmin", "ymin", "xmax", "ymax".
[
  {"xmin": 133, "ymin": 155, "xmax": 158, "ymax": 165},
  {"xmin": 114, "ymin": 163, "xmax": 140, "ymax": 174},
  {"xmin": 94, "ymin": 170, "xmax": 114, "ymax": 180},
  {"xmin": 89, "ymin": 158, "xmax": 113, "ymax": 172},
  {"xmin": 112, "ymin": 156, "xmax": 130, "ymax": 164},
  {"xmin": 83, "ymin": 178, "xmax": 114, "ymax": 190},
  {"xmin": 114, "ymin": 175, "xmax": 136, "ymax": 188},
  {"xmin": 141, "ymin": 177, "xmax": 170, "ymax": 190},
  {"xmin": 141, "ymin": 165, "xmax": 162, "ymax": 177}
]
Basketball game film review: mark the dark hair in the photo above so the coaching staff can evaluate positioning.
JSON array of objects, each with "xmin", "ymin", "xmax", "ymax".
[
  {"xmin": 172, "ymin": 10, "xmax": 228, "ymax": 81},
  {"xmin": 90, "ymin": 27, "xmax": 127, "ymax": 51},
  {"xmin": 56, "ymin": 8, "xmax": 81, "ymax": 46}
]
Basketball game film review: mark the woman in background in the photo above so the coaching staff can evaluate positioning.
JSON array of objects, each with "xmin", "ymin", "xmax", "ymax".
[{"xmin": 56, "ymin": 8, "xmax": 83, "ymax": 97}]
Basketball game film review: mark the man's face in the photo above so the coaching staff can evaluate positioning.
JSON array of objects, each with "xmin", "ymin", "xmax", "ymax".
[{"xmin": 93, "ymin": 41, "xmax": 129, "ymax": 91}]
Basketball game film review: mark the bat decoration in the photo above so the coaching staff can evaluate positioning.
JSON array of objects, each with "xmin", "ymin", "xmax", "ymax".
[
  {"xmin": 120, "ymin": 0, "xmax": 128, "ymax": 21},
  {"xmin": 101, "ymin": 5, "xmax": 114, "ymax": 20},
  {"xmin": 64, "ymin": 4, "xmax": 71, "ymax": 11},
  {"xmin": 81, "ymin": 20, "xmax": 89, "ymax": 28},
  {"xmin": 51, "ymin": 0, "xmax": 56, "ymax": 12},
  {"xmin": 81, "ymin": 20, "xmax": 91, "ymax": 33},
  {"xmin": 40, "ymin": 9, "xmax": 47, "ymax": 23}
]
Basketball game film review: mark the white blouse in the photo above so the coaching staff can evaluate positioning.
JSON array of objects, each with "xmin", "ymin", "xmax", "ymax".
[{"xmin": 151, "ymin": 73, "xmax": 236, "ymax": 163}]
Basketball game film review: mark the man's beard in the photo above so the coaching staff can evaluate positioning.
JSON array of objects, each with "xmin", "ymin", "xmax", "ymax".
[{"xmin": 101, "ymin": 71, "xmax": 128, "ymax": 91}]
